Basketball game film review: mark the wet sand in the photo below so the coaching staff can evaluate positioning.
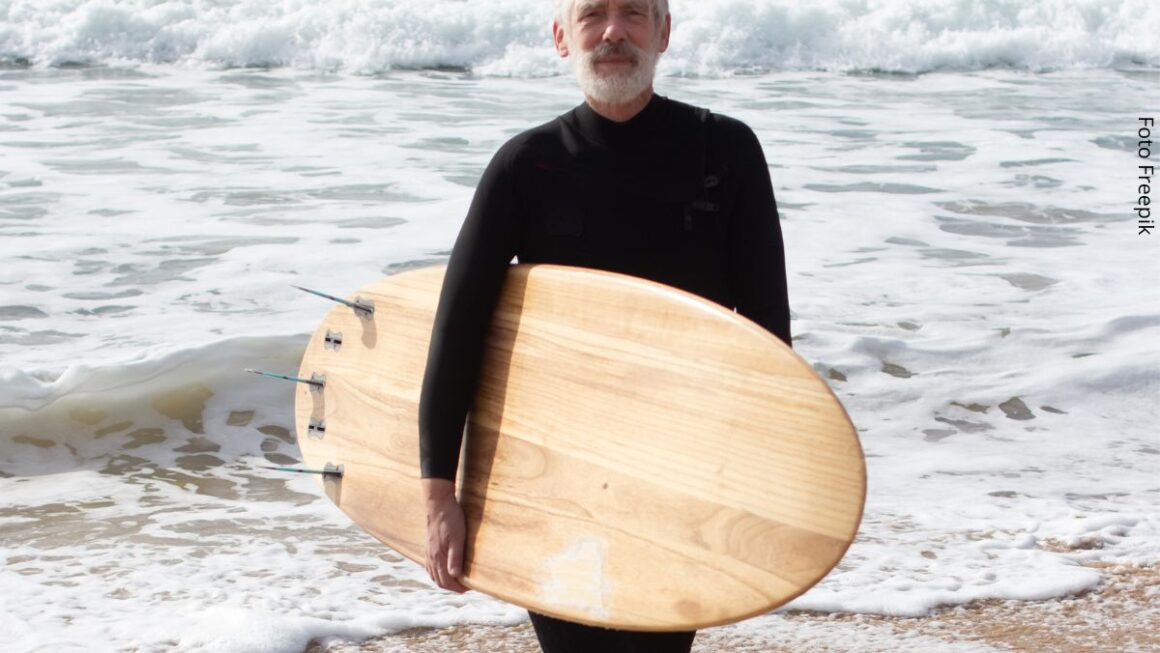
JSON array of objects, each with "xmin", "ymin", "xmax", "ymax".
[{"xmin": 307, "ymin": 564, "xmax": 1158, "ymax": 653}]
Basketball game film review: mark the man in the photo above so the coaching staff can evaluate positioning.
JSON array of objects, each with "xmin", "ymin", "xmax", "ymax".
[{"xmin": 418, "ymin": 0, "xmax": 791, "ymax": 650}]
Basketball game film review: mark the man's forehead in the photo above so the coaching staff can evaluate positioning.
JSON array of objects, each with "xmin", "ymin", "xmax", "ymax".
[{"xmin": 573, "ymin": 0, "xmax": 653, "ymax": 14}]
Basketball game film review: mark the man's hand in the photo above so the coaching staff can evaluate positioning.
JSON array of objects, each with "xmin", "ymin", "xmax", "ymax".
[{"xmin": 423, "ymin": 478, "xmax": 469, "ymax": 593}]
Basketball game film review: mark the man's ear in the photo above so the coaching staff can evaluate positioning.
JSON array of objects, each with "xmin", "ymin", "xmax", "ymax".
[
  {"xmin": 658, "ymin": 12, "xmax": 671, "ymax": 53},
  {"xmin": 553, "ymin": 21, "xmax": 570, "ymax": 58}
]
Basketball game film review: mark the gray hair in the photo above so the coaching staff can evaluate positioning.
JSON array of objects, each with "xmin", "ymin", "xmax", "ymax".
[{"xmin": 554, "ymin": 0, "xmax": 670, "ymax": 31}]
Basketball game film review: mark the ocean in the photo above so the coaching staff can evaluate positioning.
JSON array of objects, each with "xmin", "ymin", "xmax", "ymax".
[{"xmin": 1, "ymin": 1, "xmax": 1159, "ymax": 651}]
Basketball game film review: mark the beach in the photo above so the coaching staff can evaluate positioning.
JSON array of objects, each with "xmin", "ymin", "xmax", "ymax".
[{"xmin": 309, "ymin": 564, "xmax": 1160, "ymax": 652}]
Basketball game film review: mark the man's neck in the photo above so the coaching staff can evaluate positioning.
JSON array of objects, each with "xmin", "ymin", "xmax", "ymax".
[{"xmin": 585, "ymin": 87, "xmax": 655, "ymax": 123}]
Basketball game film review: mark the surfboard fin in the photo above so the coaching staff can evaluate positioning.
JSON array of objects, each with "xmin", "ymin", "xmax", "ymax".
[
  {"xmin": 261, "ymin": 463, "xmax": 344, "ymax": 477},
  {"xmin": 292, "ymin": 285, "xmax": 375, "ymax": 318},
  {"xmin": 245, "ymin": 369, "xmax": 326, "ymax": 390}
]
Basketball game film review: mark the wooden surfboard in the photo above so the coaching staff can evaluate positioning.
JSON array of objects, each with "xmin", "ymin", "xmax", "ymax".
[{"xmin": 294, "ymin": 264, "xmax": 864, "ymax": 631}]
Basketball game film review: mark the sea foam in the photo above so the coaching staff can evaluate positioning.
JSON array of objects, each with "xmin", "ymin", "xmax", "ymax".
[
  {"xmin": 1, "ymin": 33, "xmax": 1157, "ymax": 652},
  {"xmin": 1, "ymin": 0, "xmax": 1158, "ymax": 74}
]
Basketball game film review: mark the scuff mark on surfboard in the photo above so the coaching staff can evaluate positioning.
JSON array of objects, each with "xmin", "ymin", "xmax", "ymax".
[{"xmin": 537, "ymin": 537, "xmax": 612, "ymax": 620}]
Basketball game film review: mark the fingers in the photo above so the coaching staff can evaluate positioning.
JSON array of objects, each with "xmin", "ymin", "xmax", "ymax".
[
  {"xmin": 437, "ymin": 521, "xmax": 469, "ymax": 593},
  {"xmin": 447, "ymin": 535, "xmax": 463, "ymax": 578},
  {"xmin": 424, "ymin": 539, "xmax": 446, "ymax": 589},
  {"xmin": 444, "ymin": 536, "xmax": 468, "ymax": 592},
  {"xmin": 429, "ymin": 535, "xmax": 469, "ymax": 593},
  {"xmin": 441, "ymin": 561, "xmax": 469, "ymax": 593},
  {"xmin": 425, "ymin": 496, "xmax": 469, "ymax": 593}
]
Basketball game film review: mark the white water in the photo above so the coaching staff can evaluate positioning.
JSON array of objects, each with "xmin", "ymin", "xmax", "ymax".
[
  {"xmin": 2, "ymin": 2, "xmax": 1159, "ymax": 651},
  {"xmin": 2, "ymin": 0, "xmax": 1159, "ymax": 74}
]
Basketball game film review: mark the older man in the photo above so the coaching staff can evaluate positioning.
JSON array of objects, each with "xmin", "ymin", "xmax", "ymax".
[{"xmin": 418, "ymin": 0, "xmax": 790, "ymax": 650}]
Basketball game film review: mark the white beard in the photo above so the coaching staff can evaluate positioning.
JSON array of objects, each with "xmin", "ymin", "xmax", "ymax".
[{"xmin": 571, "ymin": 40, "xmax": 660, "ymax": 105}]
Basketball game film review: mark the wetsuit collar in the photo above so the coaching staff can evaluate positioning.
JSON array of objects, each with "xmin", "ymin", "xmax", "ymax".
[{"xmin": 573, "ymin": 94, "xmax": 667, "ymax": 150}]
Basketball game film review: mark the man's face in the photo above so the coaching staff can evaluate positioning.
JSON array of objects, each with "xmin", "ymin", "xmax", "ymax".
[{"xmin": 554, "ymin": 0, "xmax": 671, "ymax": 104}]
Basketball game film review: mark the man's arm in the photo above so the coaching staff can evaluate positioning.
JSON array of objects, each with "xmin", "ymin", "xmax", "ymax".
[
  {"xmin": 417, "ymin": 141, "xmax": 523, "ymax": 592},
  {"xmin": 419, "ymin": 143, "xmax": 524, "ymax": 481},
  {"xmin": 727, "ymin": 121, "xmax": 792, "ymax": 346}
]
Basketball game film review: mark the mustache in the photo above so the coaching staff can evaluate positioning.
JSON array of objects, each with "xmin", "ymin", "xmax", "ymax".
[{"xmin": 589, "ymin": 41, "xmax": 643, "ymax": 64}]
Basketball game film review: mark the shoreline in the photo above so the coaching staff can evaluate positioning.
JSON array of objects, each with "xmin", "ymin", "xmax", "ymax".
[{"xmin": 307, "ymin": 563, "xmax": 1158, "ymax": 653}]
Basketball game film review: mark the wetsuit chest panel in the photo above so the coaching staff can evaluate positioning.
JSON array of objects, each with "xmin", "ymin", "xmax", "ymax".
[{"xmin": 520, "ymin": 154, "xmax": 734, "ymax": 306}]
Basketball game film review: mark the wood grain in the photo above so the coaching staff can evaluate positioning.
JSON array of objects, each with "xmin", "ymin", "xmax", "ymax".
[{"xmin": 295, "ymin": 264, "xmax": 864, "ymax": 631}]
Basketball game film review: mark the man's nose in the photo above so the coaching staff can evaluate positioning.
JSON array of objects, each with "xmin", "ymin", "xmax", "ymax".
[{"xmin": 601, "ymin": 14, "xmax": 628, "ymax": 42}]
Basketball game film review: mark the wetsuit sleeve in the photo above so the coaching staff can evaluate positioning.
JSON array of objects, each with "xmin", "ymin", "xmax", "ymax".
[
  {"xmin": 729, "ymin": 123, "xmax": 792, "ymax": 346},
  {"xmin": 419, "ymin": 143, "xmax": 524, "ymax": 481}
]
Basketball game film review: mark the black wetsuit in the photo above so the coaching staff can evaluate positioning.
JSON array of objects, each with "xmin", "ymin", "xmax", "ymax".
[{"xmin": 418, "ymin": 95, "xmax": 791, "ymax": 652}]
